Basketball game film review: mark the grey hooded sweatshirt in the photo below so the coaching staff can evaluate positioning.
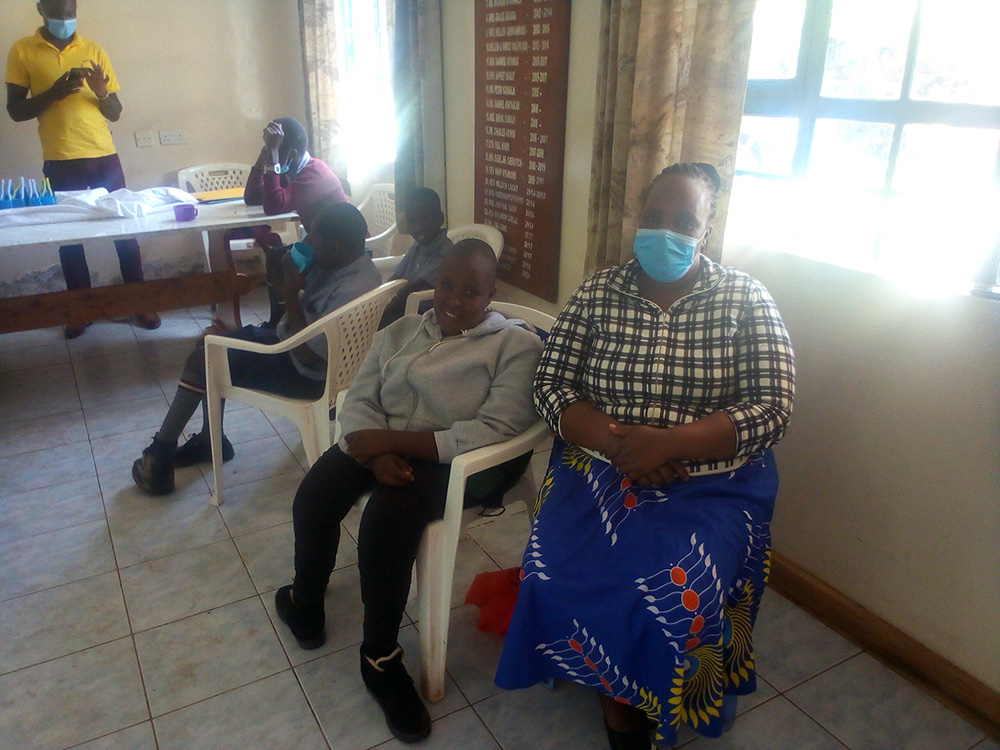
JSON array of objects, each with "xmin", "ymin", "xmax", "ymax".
[{"xmin": 337, "ymin": 309, "xmax": 544, "ymax": 463}]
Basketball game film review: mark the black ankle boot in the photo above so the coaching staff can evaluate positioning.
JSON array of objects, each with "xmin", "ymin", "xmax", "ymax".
[
  {"xmin": 274, "ymin": 585, "xmax": 325, "ymax": 649},
  {"xmin": 360, "ymin": 644, "xmax": 431, "ymax": 743},
  {"xmin": 605, "ymin": 723, "xmax": 652, "ymax": 750}
]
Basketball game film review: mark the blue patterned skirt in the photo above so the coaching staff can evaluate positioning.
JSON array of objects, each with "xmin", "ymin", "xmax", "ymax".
[{"xmin": 495, "ymin": 439, "xmax": 778, "ymax": 746}]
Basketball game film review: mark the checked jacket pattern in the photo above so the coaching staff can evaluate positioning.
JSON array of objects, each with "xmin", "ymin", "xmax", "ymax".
[{"xmin": 532, "ymin": 257, "xmax": 795, "ymax": 475}]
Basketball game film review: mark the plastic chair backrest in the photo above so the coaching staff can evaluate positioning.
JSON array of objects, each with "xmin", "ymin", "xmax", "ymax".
[
  {"xmin": 401, "ymin": 224, "xmax": 508, "ymax": 317},
  {"xmin": 357, "ymin": 183, "xmax": 397, "ymax": 238},
  {"xmin": 323, "ymin": 281, "xmax": 404, "ymax": 405},
  {"xmin": 446, "ymin": 223, "xmax": 505, "ymax": 260},
  {"xmin": 178, "ymin": 163, "xmax": 253, "ymax": 193}
]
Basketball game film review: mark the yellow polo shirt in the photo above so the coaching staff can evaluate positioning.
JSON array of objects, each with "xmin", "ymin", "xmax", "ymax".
[{"xmin": 5, "ymin": 30, "xmax": 121, "ymax": 161}]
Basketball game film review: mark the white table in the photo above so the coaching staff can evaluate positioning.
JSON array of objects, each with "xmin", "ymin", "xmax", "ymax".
[{"xmin": 0, "ymin": 201, "xmax": 298, "ymax": 334}]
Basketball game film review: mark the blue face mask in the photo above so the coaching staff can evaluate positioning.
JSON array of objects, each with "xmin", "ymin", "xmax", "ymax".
[
  {"xmin": 44, "ymin": 17, "xmax": 76, "ymax": 40},
  {"xmin": 632, "ymin": 228, "xmax": 701, "ymax": 283},
  {"xmin": 289, "ymin": 241, "xmax": 314, "ymax": 274}
]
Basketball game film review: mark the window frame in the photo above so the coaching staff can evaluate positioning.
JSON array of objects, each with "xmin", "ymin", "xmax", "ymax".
[{"xmin": 740, "ymin": 0, "xmax": 1000, "ymax": 193}]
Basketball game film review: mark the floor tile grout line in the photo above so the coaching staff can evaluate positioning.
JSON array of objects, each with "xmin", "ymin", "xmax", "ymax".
[
  {"xmin": 134, "ymin": 321, "xmax": 176, "ymax": 404},
  {"xmin": 62, "ymin": 720, "xmax": 156, "ymax": 750},
  {"xmin": 207, "ymin": 469, "xmax": 307, "ymax": 532},
  {"xmin": 144, "ymin": 663, "xmax": 293, "ymax": 724},
  {"xmin": 123, "ymin": 594, "xmax": 160, "ymax": 748},
  {"xmin": 115, "ymin": 533, "xmax": 246, "ymax": 595},
  {"xmin": 0, "ymin": 333, "xmax": 70, "ymax": 356},
  {"xmin": 135, "ymin": 593, "xmax": 293, "ymax": 726},
  {"xmin": 292, "ymin": 662, "xmax": 338, "ymax": 750},
  {"xmin": 0, "ymin": 518, "xmax": 105, "ymax": 552},
  {"xmin": 0, "ymin": 632, "xmax": 135, "ymax": 681},
  {"xmin": 970, "ymin": 739, "xmax": 998, "ymax": 749},
  {"xmin": 147, "ymin": 669, "xmax": 306, "ymax": 725},
  {"xmin": 280, "ymin": 635, "xmax": 337, "ymax": 750},
  {"xmin": 0, "ymin": 479, "xmax": 104, "ymax": 535},
  {"xmin": 771, "ymin": 649, "xmax": 862, "ymax": 696},
  {"xmin": 0, "ymin": 631, "xmax": 128, "ymax": 682},
  {"xmin": 774, "ymin": 690, "xmax": 855, "ymax": 749},
  {"xmin": 468, "ymin": 700, "xmax": 509, "ymax": 750},
  {"xmin": 0, "ymin": 354, "xmax": 76, "ymax": 377},
  {"xmin": 0, "ymin": 563, "xmax": 123, "ymax": 610},
  {"xmin": 127, "ymin": 587, "xmax": 276, "ymax": 638},
  {"xmin": 766, "ymin": 650, "xmax": 865, "ymax": 747}
]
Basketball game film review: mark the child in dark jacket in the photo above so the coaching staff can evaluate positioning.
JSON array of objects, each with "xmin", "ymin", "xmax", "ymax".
[{"xmin": 379, "ymin": 187, "xmax": 455, "ymax": 326}]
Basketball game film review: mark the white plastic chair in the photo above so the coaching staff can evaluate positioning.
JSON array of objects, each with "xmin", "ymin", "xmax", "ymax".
[
  {"xmin": 204, "ymin": 279, "xmax": 405, "ymax": 506},
  {"xmin": 401, "ymin": 224, "xmax": 506, "ymax": 316},
  {"xmin": 335, "ymin": 301, "xmax": 554, "ymax": 702},
  {"xmin": 356, "ymin": 183, "xmax": 397, "ymax": 258},
  {"xmin": 177, "ymin": 163, "xmax": 253, "ymax": 193},
  {"xmin": 177, "ymin": 162, "xmax": 298, "ymax": 256}
]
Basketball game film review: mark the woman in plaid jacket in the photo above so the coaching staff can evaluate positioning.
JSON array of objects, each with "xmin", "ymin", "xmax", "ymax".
[{"xmin": 496, "ymin": 163, "xmax": 795, "ymax": 750}]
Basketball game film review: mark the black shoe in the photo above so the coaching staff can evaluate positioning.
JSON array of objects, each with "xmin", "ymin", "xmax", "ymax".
[
  {"xmin": 274, "ymin": 585, "xmax": 326, "ymax": 650},
  {"xmin": 136, "ymin": 312, "xmax": 162, "ymax": 330},
  {"xmin": 132, "ymin": 438, "xmax": 176, "ymax": 496},
  {"xmin": 360, "ymin": 645, "xmax": 431, "ymax": 743},
  {"xmin": 64, "ymin": 322, "xmax": 90, "ymax": 339},
  {"xmin": 605, "ymin": 724, "xmax": 652, "ymax": 750},
  {"xmin": 174, "ymin": 432, "xmax": 235, "ymax": 468}
]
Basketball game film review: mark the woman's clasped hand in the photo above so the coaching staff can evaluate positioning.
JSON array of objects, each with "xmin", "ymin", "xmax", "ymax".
[{"xmin": 603, "ymin": 422, "xmax": 690, "ymax": 486}]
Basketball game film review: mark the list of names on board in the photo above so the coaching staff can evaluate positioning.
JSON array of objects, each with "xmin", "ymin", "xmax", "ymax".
[{"xmin": 474, "ymin": 0, "xmax": 569, "ymax": 302}]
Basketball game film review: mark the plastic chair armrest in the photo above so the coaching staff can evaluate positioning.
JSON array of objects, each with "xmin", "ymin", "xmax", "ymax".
[
  {"xmin": 203, "ymin": 333, "xmax": 279, "ymax": 356},
  {"xmin": 366, "ymin": 224, "xmax": 397, "ymax": 243},
  {"xmin": 449, "ymin": 420, "xmax": 551, "ymax": 479},
  {"xmin": 202, "ymin": 324, "xmax": 326, "ymax": 357}
]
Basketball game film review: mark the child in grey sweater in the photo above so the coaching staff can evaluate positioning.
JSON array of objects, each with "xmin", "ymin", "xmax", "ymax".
[{"xmin": 273, "ymin": 239, "xmax": 542, "ymax": 743}]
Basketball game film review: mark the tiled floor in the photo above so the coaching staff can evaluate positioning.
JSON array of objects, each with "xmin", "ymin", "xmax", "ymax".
[{"xmin": 1, "ymin": 289, "xmax": 996, "ymax": 750}]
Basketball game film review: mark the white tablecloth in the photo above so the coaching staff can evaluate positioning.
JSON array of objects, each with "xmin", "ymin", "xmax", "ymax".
[{"xmin": 0, "ymin": 187, "xmax": 197, "ymax": 228}]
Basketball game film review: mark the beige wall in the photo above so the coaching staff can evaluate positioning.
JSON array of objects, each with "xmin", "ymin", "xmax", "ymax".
[
  {"xmin": 727, "ymin": 245, "xmax": 1000, "ymax": 692},
  {"xmin": 0, "ymin": 0, "xmax": 306, "ymax": 287},
  {"xmin": 441, "ymin": 0, "xmax": 599, "ymax": 315}
]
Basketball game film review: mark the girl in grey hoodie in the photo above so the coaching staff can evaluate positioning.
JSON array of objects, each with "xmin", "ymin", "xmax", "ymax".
[{"xmin": 273, "ymin": 240, "xmax": 543, "ymax": 743}]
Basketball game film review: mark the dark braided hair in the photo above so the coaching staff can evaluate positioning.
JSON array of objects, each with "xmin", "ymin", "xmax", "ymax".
[{"xmin": 648, "ymin": 162, "xmax": 722, "ymax": 221}]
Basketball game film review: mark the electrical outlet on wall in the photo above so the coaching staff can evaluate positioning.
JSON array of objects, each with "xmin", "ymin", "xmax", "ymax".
[
  {"xmin": 159, "ymin": 129, "xmax": 186, "ymax": 146},
  {"xmin": 134, "ymin": 129, "xmax": 155, "ymax": 148}
]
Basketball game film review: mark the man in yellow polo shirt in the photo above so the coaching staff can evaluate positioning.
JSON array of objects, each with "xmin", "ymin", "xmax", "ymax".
[{"xmin": 5, "ymin": 0, "xmax": 160, "ymax": 338}]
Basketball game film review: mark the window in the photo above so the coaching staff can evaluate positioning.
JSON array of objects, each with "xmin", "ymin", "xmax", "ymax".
[
  {"xmin": 337, "ymin": 0, "xmax": 396, "ymax": 183},
  {"xmin": 730, "ymin": 0, "xmax": 1000, "ymax": 292}
]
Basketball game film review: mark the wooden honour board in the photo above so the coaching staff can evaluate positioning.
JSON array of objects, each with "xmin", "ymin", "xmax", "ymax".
[{"xmin": 474, "ymin": 0, "xmax": 570, "ymax": 302}]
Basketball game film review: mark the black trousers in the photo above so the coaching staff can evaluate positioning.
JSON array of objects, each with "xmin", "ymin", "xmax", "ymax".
[
  {"xmin": 291, "ymin": 445, "xmax": 530, "ymax": 652},
  {"xmin": 44, "ymin": 154, "xmax": 144, "ymax": 290}
]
